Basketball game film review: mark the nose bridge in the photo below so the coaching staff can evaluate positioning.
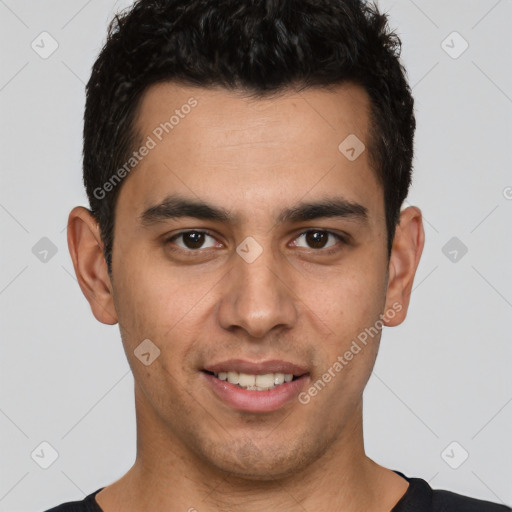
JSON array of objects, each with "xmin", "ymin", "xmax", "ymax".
[
  {"xmin": 217, "ymin": 236, "xmax": 298, "ymax": 338},
  {"xmin": 239, "ymin": 244, "xmax": 281, "ymax": 296}
]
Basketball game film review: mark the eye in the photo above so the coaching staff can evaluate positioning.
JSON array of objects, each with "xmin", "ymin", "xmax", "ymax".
[
  {"xmin": 291, "ymin": 230, "xmax": 344, "ymax": 252},
  {"xmin": 167, "ymin": 230, "xmax": 220, "ymax": 251},
  {"xmin": 165, "ymin": 229, "xmax": 347, "ymax": 255}
]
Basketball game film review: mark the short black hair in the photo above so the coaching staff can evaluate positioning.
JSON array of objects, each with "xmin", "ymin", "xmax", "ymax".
[{"xmin": 83, "ymin": 0, "xmax": 415, "ymax": 275}]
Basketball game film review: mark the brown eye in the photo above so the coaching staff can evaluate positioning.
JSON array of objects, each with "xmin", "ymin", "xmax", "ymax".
[
  {"xmin": 182, "ymin": 232, "xmax": 205, "ymax": 249},
  {"xmin": 169, "ymin": 231, "xmax": 218, "ymax": 250},
  {"xmin": 294, "ymin": 230, "xmax": 341, "ymax": 251},
  {"xmin": 305, "ymin": 231, "xmax": 329, "ymax": 249}
]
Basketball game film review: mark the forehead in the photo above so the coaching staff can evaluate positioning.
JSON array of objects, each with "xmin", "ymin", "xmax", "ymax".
[
  {"xmin": 135, "ymin": 81, "xmax": 371, "ymax": 154},
  {"xmin": 116, "ymin": 81, "xmax": 383, "ymax": 226}
]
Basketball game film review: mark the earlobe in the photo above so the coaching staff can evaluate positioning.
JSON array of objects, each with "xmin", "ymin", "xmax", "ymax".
[
  {"xmin": 67, "ymin": 206, "xmax": 118, "ymax": 325},
  {"xmin": 383, "ymin": 206, "xmax": 425, "ymax": 327}
]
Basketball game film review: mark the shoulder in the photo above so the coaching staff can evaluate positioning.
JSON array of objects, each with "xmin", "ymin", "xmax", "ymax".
[
  {"xmin": 432, "ymin": 489, "xmax": 511, "ymax": 512},
  {"xmin": 42, "ymin": 488, "xmax": 104, "ymax": 512},
  {"xmin": 392, "ymin": 471, "xmax": 510, "ymax": 512}
]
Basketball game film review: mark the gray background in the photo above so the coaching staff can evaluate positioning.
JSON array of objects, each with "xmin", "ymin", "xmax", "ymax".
[{"xmin": 1, "ymin": 0, "xmax": 511, "ymax": 510}]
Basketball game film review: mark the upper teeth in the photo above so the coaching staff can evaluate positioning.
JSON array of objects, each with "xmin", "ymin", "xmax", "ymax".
[{"xmin": 215, "ymin": 371, "xmax": 294, "ymax": 390}]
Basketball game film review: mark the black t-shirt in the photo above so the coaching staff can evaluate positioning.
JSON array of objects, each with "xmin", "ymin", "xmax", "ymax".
[{"xmin": 43, "ymin": 471, "xmax": 511, "ymax": 511}]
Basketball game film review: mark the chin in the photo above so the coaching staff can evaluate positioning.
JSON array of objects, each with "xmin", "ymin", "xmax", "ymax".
[{"xmin": 197, "ymin": 432, "xmax": 328, "ymax": 482}]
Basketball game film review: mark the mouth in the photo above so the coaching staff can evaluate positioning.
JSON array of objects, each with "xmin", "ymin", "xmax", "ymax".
[
  {"xmin": 203, "ymin": 370, "xmax": 300, "ymax": 391},
  {"xmin": 201, "ymin": 360, "xmax": 310, "ymax": 413}
]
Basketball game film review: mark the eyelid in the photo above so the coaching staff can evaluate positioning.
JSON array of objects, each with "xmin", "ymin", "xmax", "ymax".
[
  {"xmin": 165, "ymin": 229, "xmax": 221, "ymax": 249},
  {"xmin": 290, "ymin": 229, "xmax": 348, "ymax": 253},
  {"xmin": 165, "ymin": 228, "xmax": 348, "ymax": 253}
]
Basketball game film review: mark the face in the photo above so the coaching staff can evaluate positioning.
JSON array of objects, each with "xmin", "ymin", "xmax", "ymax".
[{"xmin": 71, "ymin": 82, "xmax": 422, "ymax": 480}]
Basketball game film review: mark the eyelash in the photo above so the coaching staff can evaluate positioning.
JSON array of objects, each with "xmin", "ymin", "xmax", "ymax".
[{"xmin": 164, "ymin": 229, "xmax": 348, "ymax": 256}]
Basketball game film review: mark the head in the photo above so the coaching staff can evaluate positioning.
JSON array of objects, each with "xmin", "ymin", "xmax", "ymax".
[
  {"xmin": 69, "ymin": 0, "xmax": 424, "ymax": 481},
  {"xmin": 83, "ymin": 0, "xmax": 415, "ymax": 275}
]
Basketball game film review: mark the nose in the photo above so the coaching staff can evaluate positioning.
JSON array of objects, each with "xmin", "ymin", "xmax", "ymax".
[{"xmin": 217, "ymin": 244, "xmax": 298, "ymax": 339}]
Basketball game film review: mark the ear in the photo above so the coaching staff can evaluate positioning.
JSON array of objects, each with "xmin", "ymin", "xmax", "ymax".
[
  {"xmin": 383, "ymin": 206, "xmax": 425, "ymax": 327},
  {"xmin": 67, "ymin": 206, "xmax": 118, "ymax": 325}
]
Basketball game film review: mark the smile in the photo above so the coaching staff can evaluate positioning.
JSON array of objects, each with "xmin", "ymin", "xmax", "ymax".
[
  {"xmin": 202, "ymin": 362, "xmax": 310, "ymax": 412},
  {"xmin": 207, "ymin": 371, "xmax": 297, "ymax": 391}
]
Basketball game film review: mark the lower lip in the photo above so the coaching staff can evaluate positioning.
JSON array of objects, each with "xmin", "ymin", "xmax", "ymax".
[{"xmin": 203, "ymin": 372, "xmax": 309, "ymax": 413}]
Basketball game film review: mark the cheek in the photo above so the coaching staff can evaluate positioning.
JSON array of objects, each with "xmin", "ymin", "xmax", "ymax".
[
  {"xmin": 304, "ymin": 262, "xmax": 386, "ymax": 336},
  {"xmin": 113, "ymin": 266, "xmax": 198, "ymax": 413},
  {"xmin": 112, "ymin": 253, "xmax": 217, "ymax": 376},
  {"xmin": 113, "ymin": 250, "xmax": 194, "ymax": 331}
]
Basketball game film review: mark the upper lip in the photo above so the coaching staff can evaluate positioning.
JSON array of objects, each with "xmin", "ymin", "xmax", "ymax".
[{"xmin": 203, "ymin": 359, "xmax": 309, "ymax": 376}]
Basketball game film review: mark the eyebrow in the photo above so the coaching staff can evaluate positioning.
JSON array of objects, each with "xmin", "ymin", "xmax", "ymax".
[{"xmin": 139, "ymin": 194, "xmax": 368, "ymax": 227}]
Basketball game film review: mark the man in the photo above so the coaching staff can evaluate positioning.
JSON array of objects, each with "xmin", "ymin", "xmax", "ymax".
[{"xmin": 46, "ymin": 0, "xmax": 510, "ymax": 510}]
